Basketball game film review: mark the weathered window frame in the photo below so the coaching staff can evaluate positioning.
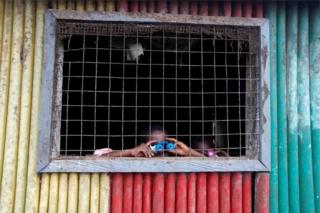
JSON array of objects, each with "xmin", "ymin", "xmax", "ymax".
[{"xmin": 37, "ymin": 10, "xmax": 270, "ymax": 173}]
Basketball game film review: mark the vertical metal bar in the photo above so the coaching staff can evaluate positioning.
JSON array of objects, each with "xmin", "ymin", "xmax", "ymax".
[
  {"xmin": 223, "ymin": 1, "xmax": 231, "ymax": 17},
  {"xmin": 165, "ymin": 174, "xmax": 176, "ymax": 213},
  {"xmin": 107, "ymin": 25, "xmax": 112, "ymax": 150},
  {"xmin": 117, "ymin": 0, "xmax": 127, "ymax": 12},
  {"xmin": 175, "ymin": 25, "xmax": 178, "ymax": 149},
  {"xmin": 225, "ymin": 32, "xmax": 230, "ymax": 155},
  {"xmin": 143, "ymin": 174, "xmax": 152, "ymax": 213},
  {"xmin": 277, "ymin": 3, "xmax": 289, "ymax": 213},
  {"xmin": 152, "ymin": 174, "xmax": 165, "ymax": 213},
  {"xmin": 0, "ymin": 0, "xmax": 13, "ymax": 193},
  {"xmin": 254, "ymin": 173, "xmax": 269, "ymax": 213},
  {"xmin": 187, "ymin": 173, "xmax": 196, "ymax": 213},
  {"xmin": 242, "ymin": 173, "xmax": 252, "ymax": 213},
  {"xmin": 0, "ymin": 0, "xmax": 24, "ymax": 211},
  {"xmin": 93, "ymin": 33, "xmax": 99, "ymax": 152},
  {"xmin": 219, "ymin": 173, "xmax": 230, "ymax": 213},
  {"xmin": 162, "ymin": 27, "xmax": 165, "ymax": 151},
  {"xmin": 232, "ymin": 1, "xmax": 242, "ymax": 17},
  {"xmin": 188, "ymin": 26, "xmax": 192, "ymax": 152},
  {"xmin": 48, "ymin": 174, "xmax": 59, "ymax": 213},
  {"xmin": 139, "ymin": 1, "xmax": 147, "ymax": 13},
  {"xmin": 57, "ymin": 174, "xmax": 68, "ymax": 213},
  {"xmin": 135, "ymin": 30, "xmax": 138, "ymax": 148},
  {"xmin": 106, "ymin": 0, "xmax": 115, "ymax": 12},
  {"xmin": 39, "ymin": 174, "xmax": 50, "ymax": 213},
  {"xmin": 129, "ymin": 1, "xmax": 138, "ymax": 13},
  {"xmin": 156, "ymin": 0, "xmax": 166, "ymax": 13},
  {"xmin": 209, "ymin": 1, "xmax": 219, "ymax": 16},
  {"xmin": 57, "ymin": 0, "xmax": 66, "ymax": 9},
  {"xmin": 111, "ymin": 174, "xmax": 123, "ymax": 213},
  {"xmin": 196, "ymin": 173, "xmax": 206, "ymax": 213},
  {"xmin": 309, "ymin": 2, "xmax": 320, "ymax": 212},
  {"xmin": 67, "ymin": 0, "xmax": 75, "ymax": 10},
  {"xmin": 86, "ymin": 0, "xmax": 96, "ymax": 11},
  {"xmin": 199, "ymin": 2, "xmax": 208, "ymax": 16},
  {"xmin": 100, "ymin": 174, "xmax": 111, "ymax": 213},
  {"xmin": 231, "ymin": 173, "xmax": 242, "ymax": 213},
  {"xmin": 148, "ymin": 27, "xmax": 152, "ymax": 143},
  {"xmin": 97, "ymin": 0, "xmax": 105, "ymax": 11},
  {"xmin": 76, "ymin": 0, "xmax": 85, "ymax": 11},
  {"xmin": 133, "ymin": 174, "xmax": 143, "ymax": 213},
  {"xmin": 253, "ymin": 1, "xmax": 263, "ymax": 17},
  {"xmin": 123, "ymin": 174, "xmax": 133, "ymax": 213},
  {"xmin": 237, "ymin": 29, "xmax": 242, "ymax": 156},
  {"xmin": 266, "ymin": 2, "xmax": 279, "ymax": 213},
  {"xmin": 190, "ymin": 2, "xmax": 197, "ymax": 15},
  {"xmin": 298, "ymin": 4, "xmax": 315, "ymax": 213},
  {"xmin": 200, "ymin": 28, "xmax": 204, "ymax": 154},
  {"xmin": 147, "ymin": 1, "xmax": 155, "ymax": 13},
  {"xmin": 67, "ymin": 173, "xmax": 79, "ymax": 213},
  {"xmin": 90, "ymin": 174, "xmax": 100, "ymax": 213},
  {"xmin": 13, "ymin": 0, "xmax": 36, "ymax": 211},
  {"xmin": 79, "ymin": 31, "xmax": 86, "ymax": 156},
  {"xmin": 121, "ymin": 25, "xmax": 126, "ymax": 153},
  {"xmin": 176, "ymin": 174, "xmax": 187, "ymax": 213},
  {"xmin": 78, "ymin": 174, "xmax": 90, "ymax": 213},
  {"xmin": 168, "ymin": 1, "xmax": 178, "ymax": 14},
  {"xmin": 179, "ymin": 1, "xmax": 189, "ymax": 15},
  {"xmin": 24, "ymin": 1, "xmax": 46, "ymax": 210},
  {"xmin": 207, "ymin": 173, "xmax": 219, "ymax": 213},
  {"xmin": 242, "ymin": 1, "xmax": 252, "ymax": 17},
  {"xmin": 286, "ymin": 3, "xmax": 300, "ymax": 213}
]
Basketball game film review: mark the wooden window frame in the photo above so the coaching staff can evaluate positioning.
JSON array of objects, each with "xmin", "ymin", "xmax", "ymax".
[{"xmin": 37, "ymin": 10, "xmax": 270, "ymax": 173}]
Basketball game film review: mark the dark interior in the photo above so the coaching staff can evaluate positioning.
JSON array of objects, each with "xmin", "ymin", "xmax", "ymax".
[{"xmin": 60, "ymin": 27, "xmax": 249, "ymax": 156}]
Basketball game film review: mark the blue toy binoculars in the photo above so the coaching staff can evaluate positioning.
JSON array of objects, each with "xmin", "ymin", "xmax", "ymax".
[{"xmin": 150, "ymin": 141, "xmax": 176, "ymax": 153}]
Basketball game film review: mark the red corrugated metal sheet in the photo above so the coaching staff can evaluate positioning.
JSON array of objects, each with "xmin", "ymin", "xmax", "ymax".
[
  {"xmin": 111, "ymin": 173, "xmax": 256, "ymax": 213},
  {"xmin": 110, "ymin": 2, "xmax": 268, "ymax": 213}
]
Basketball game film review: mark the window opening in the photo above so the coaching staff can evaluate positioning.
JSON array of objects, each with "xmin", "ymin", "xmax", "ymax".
[{"xmin": 57, "ymin": 22, "xmax": 260, "ymax": 158}]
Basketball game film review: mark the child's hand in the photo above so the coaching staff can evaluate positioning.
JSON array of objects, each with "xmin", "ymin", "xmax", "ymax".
[
  {"xmin": 166, "ymin": 138, "xmax": 191, "ymax": 156},
  {"xmin": 130, "ymin": 143, "xmax": 154, "ymax": 158},
  {"xmin": 93, "ymin": 148, "xmax": 113, "ymax": 156}
]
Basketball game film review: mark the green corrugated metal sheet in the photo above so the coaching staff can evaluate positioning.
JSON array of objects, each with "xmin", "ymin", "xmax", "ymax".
[{"xmin": 268, "ymin": 2, "xmax": 320, "ymax": 213}]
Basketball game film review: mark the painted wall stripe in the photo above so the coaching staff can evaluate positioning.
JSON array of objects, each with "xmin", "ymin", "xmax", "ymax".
[
  {"xmin": 187, "ymin": 173, "xmax": 196, "ymax": 213},
  {"xmin": 298, "ymin": 4, "xmax": 315, "ymax": 213},
  {"xmin": 165, "ymin": 173, "xmax": 176, "ymax": 213},
  {"xmin": 286, "ymin": 3, "xmax": 300, "ymax": 213},
  {"xmin": 176, "ymin": 174, "xmax": 187, "ymax": 213},
  {"xmin": 277, "ymin": 3, "xmax": 289, "ymax": 213},
  {"xmin": 242, "ymin": 173, "xmax": 252, "ymax": 213},
  {"xmin": 219, "ymin": 173, "xmax": 231, "ymax": 213},
  {"xmin": 231, "ymin": 173, "xmax": 242, "ymax": 213},
  {"xmin": 133, "ymin": 174, "xmax": 143, "ymax": 213},
  {"xmin": 309, "ymin": 2, "xmax": 320, "ymax": 212},
  {"xmin": 207, "ymin": 173, "xmax": 219, "ymax": 213}
]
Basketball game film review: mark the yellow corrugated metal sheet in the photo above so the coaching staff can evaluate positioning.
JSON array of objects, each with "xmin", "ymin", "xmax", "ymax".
[{"xmin": 0, "ymin": 1, "xmax": 113, "ymax": 212}]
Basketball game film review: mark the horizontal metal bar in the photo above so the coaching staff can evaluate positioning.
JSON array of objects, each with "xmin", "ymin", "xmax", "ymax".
[
  {"xmin": 61, "ymin": 119, "xmax": 260, "ymax": 122},
  {"xmin": 63, "ymin": 76, "xmax": 260, "ymax": 81},
  {"xmin": 62, "ymin": 90, "xmax": 259, "ymax": 94},
  {"xmin": 39, "ymin": 158, "xmax": 268, "ymax": 173},
  {"xmin": 60, "ymin": 133, "xmax": 260, "ymax": 137}
]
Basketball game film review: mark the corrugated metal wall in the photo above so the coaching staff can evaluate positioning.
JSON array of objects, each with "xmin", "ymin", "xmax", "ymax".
[
  {"xmin": 0, "ymin": 1, "xmax": 319, "ymax": 213},
  {"xmin": 111, "ymin": 173, "xmax": 257, "ymax": 213}
]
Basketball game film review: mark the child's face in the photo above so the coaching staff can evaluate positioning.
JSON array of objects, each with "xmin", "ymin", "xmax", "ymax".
[{"xmin": 149, "ymin": 130, "xmax": 166, "ymax": 141}]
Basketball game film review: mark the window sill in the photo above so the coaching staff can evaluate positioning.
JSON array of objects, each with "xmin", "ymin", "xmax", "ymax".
[{"xmin": 38, "ymin": 157, "xmax": 268, "ymax": 173}]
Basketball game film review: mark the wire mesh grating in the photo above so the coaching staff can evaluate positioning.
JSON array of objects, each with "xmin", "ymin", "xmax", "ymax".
[{"xmin": 57, "ymin": 21, "xmax": 260, "ymax": 158}]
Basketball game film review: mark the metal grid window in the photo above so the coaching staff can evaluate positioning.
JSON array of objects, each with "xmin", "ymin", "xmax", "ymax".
[
  {"xmin": 59, "ymin": 23, "xmax": 259, "ymax": 158},
  {"xmin": 37, "ymin": 11, "xmax": 269, "ymax": 172}
]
